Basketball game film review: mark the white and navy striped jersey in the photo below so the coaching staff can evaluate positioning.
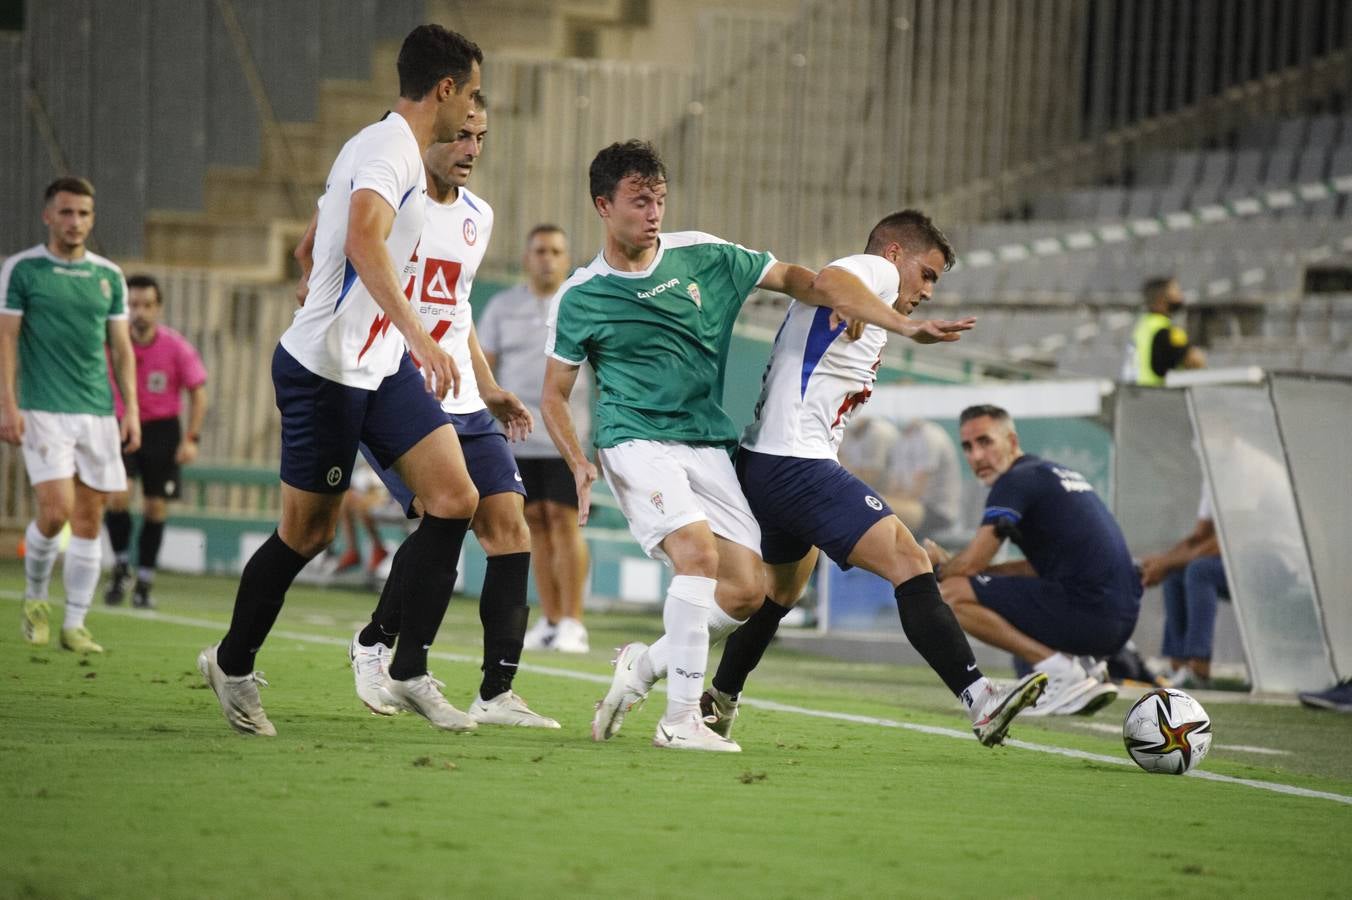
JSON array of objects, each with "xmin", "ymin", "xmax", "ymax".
[
  {"xmin": 280, "ymin": 112, "xmax": 426, "ymax": 389},
  {"xmin": 740, "ymin": 253, "xmax": 899, "ymax": 459}
]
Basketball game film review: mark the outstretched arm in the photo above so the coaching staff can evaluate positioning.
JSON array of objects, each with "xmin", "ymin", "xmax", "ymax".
[{"xmin": 758, "ymin": 261, "xmax": 974, "ymax": 344}]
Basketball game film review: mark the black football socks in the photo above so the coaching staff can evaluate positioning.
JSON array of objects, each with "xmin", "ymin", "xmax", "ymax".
[
  {"xmin": 712, "ymin": 597, "xmax": 791, "ymax": 697},
  {"xmin": 387, "ymin": 514, "xmax": 470, "ymax": 681},
  {"xmin": 217, "ymin": 531, "xmax": 310, "ymax": 675},
  {"xmin": 477, "ymin": 552, "xmax": 531, "ymax": 701},
  {"xmin": 895, "ymin": 572, "xmax": 983, "ymax": 696}
]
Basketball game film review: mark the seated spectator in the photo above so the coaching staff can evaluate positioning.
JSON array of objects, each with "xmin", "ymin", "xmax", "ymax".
[
  {"xmin": 925, "ymin": 404, "xmax": 1142, "ymax": 716},
  {"xmin": 1139, "ymin": 486, "xmax": 1228, "ymax": 689},
  {"xmin": 883, "ymin": 418, "xmax": 962, "ymax": 542}
]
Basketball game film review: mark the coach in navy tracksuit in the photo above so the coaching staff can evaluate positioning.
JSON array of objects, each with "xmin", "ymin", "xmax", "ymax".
[{"xmin": 923, "ymin": 404, "xmax": 1141, "ymax": 716}]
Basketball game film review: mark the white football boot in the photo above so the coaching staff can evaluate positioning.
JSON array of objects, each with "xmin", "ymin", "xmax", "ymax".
[
  {"xmin": 469, "ymin": 691, "xmax": 561, "ymax": 728},
  {"xmin": 968, "ymin": 672, "xmax": 1047, "ymax": 746},
  {"xmin": 197, "ymin": 644, "xmax": 277, "ymax": 736},
  {"xmin": 1022, "ymin": 658, "xmax": 1101, "ymax": 717},
  {"xmin": 349, "ymin": 633, "xmax": 398, "ymax": 716},
  {"xmin": 653, "ymin": 710, "xmax": 742, "ymax": 752},
  {"xmin": 384, "ymin": 673, "xmax": 478, "ymax": 732},
  {"xmin": 591, "ymin": 642, "xmax": 651, "ymax": 741}
]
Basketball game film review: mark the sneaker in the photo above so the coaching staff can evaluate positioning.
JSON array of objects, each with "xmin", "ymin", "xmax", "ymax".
[
  {"xmin": 653, "ymin": 710, "xmax": 742, "ymax": 752},
  {"xmin": 384, "ymin": 673, "xmax": 478, "ymax": 732},
  {"xmin": 699, "ymin": 687, "xmax": 740, "ymax": 738},
  {"xmin": 104, "ymin": 563, "xmax": 130, "ymax": 606},
  {"xmin": 131, "ymin": 580, "xmax": 155, "ymax": 610},
  {"xmin": 366, "ymin": 543, "xmax": 389, "ymax": 574},
  {"xmin": 522, "ymin": 617, "xmax": 557, "ymax": 651},
  {"xmin": 1298, "ymin": 679, "xmax": 1352, "ymax": 713},
  {"xmin": 196, "ymin": 644, "xmax": 277, "ymax": 736},
  {"xmin": 469, "ymin": 691, "xmax": 561, "ymax": 728},
  {"xmin": 349, "ymin": 634, "xmax": 398, "ymax": 716},
  {"xmin": 1064, "ymin": 681, "xmax": 1119, "ymax": 716},
  {"xmin": 333, "ymin": 546, "xmax": 361, "ymax": 574},
  {"xmin": 553, "ymin": 617, "xmax": 590, "ymax": 654},
  {"xmin": 969, "ymin": 672, "xmax": 1047, "ymax": 746},
  {"xmin": 591, "ymin": 642, "xmax": 651, "ymax": 741},
  {"xmin": 21, "ymin": 599, "xmax": 50, "ymax": 645},
  {"xmin": 1022, "ymin": 658, "xmax": 1101, "ymax": 717},
  {"xmin": 60, "ymin": 626, "xmax": 104, "ymax": 654},
  {"xmin": 1163, "ymin": 666, "xmax": 1210, "ymax": 691}
]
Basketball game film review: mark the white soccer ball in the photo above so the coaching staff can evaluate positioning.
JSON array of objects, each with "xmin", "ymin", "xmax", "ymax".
[{"xmin": 1122, "ymin": 688, "xmax": 1212, "ymax": 775}]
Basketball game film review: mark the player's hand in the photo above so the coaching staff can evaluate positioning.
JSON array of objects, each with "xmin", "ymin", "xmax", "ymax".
[
  {"xmin": 175, "ymin": 440, "xmax": 200, "ymax": 465},
  {"xmin": 574, "ymin": 460, "xmax": 599, "ymax": 526},
  {"xmin": 0, "ymin": 403, "xmax": 24, "ymax": 446},
  {"xmin": 826, "ymin": 311, "xmax": 867, "ymax": 342},
  {"xmin": 901, "ymin": 317, "xmax": 976, "ymax": 344},
  {"xmin": 484, "ymin": 387, "xmax": 533, "ymax": 442},
  {"xmin": 1139, "ymin": 554, "xmax": 1168, "ymax": 587},
  {"xmin": 409, "ymin": 333, "xmax": 460, "ymax": 401},
  {"xmin": 922, "ymin": 538, "xmax": 950, "ymax": 569},
  {"xmin": 121, "ymin": 416, "xmax": 141, "ymax": 454}
]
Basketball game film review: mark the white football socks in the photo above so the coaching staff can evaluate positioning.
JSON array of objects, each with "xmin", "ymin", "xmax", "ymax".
[
  {"xmin": 23, "ymin": 521, "xmax": 59, "ymax": 600},
  {"xmin": 638, "ymin": 593, "xmax": 746, "ymax": 687},
  {"xmin": 62, "ymin": 536, "xmax": 102, "ymax": 630},
  {"xmin": 659, "ymin": 574, "xmax": 715, "ymax": 720}
]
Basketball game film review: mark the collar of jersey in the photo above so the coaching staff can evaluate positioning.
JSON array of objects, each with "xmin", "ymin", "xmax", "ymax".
[
  {"xmin": 591, "ymin": 236, "xmax": 666, "ymax": 279},
  {"xmin": 41, "ymin": 245, "xmax": 90, "ymax": 267}
]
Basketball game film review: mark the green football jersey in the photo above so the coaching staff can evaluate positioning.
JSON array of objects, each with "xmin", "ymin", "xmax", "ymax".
[
  {"xmin": 0, "ymin": 245, "xmax": 127, "ymax": 414},
  {"xmin": 546, "ymin": 231, "xmax": 775, "ymax": 449}
]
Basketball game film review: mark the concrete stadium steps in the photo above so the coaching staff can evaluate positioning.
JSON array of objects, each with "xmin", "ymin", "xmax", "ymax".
[{"xmin": 144, "ymin": 212, "xmax": 308, "ymax": 274}]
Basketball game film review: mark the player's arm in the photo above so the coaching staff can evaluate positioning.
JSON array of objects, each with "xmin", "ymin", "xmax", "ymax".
[
  {"xmin": 923, "ymin": 525, "xmax": 1007, "ymax": 579},
  {"xmin": 345, "ymin": 189, "xmax": 458, "ymax": 400},
  {"xmin": 294, "ymin": 209, "xmax": 318, "ymax": 306},
  {"xmin": 541, "ymin": 357, "xmax": 598, "ymax": 525},
  {"xmin": 0, "ymin": 313, "xmax": 22, "ymax": 445},
  {"xmin": 107, "ymin": 318, "xmax": 141, "ymax": 453},
  {"xmin": 1139, "ymin": 518, "xmax": 1218, "ymax": 586},
  {"xmin": 176, "ymin": 384, "xmax": 208, "ymax": 465},
  {"xmin": 759, "ymin": 262, "xmax": 974, "ymax": 344},
  {"xmin": 469, "ymin": 324, "xmax": 531, "ymax": 442}
]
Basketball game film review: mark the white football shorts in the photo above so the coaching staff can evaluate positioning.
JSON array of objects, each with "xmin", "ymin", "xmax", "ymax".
[
  {"xmin": 20, "ymin": 410, "xmax": 128, "ymax": 493},
  {"xmin": 597, "ymin": 439, "xmax": 761, "ymax": 564}
]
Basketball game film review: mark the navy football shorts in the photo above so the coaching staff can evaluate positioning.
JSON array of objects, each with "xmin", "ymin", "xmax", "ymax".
[
  {"xmin": 970, "ymin": 574, "xmax": 1137, "ymax": 658},
  {"xmin": 364, "ymin": 407, "xmax": 524, "ymax": 518},
  {"xmin": 274, "ymin": 345, "xmax": 449, "ymax": 493},
  {"xmin": 735, "ymin": 447, "xmax": 893, "ymax": 569}
]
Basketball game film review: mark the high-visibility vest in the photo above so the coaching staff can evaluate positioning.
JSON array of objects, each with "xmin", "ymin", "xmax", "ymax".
[{"xmin": 1129, "ymin": 312, "xmax": 1178, "ymax": 386}]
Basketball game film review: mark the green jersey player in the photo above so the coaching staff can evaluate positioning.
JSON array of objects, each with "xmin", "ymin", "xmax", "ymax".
[
  {"xmin": 541, "ymin": 140, "xmax": 973, "ymax": 752},
  {"xmin": 0, "ymin": 177, "xmax": 141, "ymax": 655}
]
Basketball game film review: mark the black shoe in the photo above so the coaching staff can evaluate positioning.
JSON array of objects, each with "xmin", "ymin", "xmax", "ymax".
[
  {"xmin": 132, "ymin": 580, "xmax": 155, "ymax": 610},
  {"xmin": 1298, "ymin": 679, "xmax": 1352, "ymax": 713},
  {"xmin": 104, "ymin": 563, "xmax": 130, "ymax": 606}
]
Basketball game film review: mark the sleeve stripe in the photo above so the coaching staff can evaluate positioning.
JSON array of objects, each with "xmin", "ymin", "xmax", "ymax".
[
  {"xmin": 546, "ymin": 350, "xmax": 585, "ymax": 367},
  {"xmin": 981, "ymin": 506, "xmax": 1022, "ymax": 523}
]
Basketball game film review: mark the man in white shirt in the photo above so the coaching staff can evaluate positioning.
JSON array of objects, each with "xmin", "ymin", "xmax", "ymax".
[{"xmin": 198, "ymin": 25, "xmax": 485, "ymax": 737}]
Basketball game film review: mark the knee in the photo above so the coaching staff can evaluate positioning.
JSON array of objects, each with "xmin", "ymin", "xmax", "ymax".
[
  {"xmin": 673, "ymin": 546, "xmax": 720, "ymax": 579},
  {"xmin": 421, "ymin": 484, "xmax": 479, "ymax": 521},
  {"xmin": 722, "ymin": 572, "xmax": 765, "ymax": 619},
  {"xmin": 476, "ymin": 513, "xmax": 531, "ymax": 556}
]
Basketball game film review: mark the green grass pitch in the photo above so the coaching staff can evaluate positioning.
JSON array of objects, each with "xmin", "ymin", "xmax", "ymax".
[{"xmin": 2, "ymin": 562, "xmax": 1349, "ymax": 898}]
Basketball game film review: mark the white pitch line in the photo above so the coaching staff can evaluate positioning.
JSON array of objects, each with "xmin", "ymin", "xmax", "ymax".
[
  {"xmin": 1066, "ymin": 721, "xmax": 1292, "ymax": 755},
  {"xmin": 12, "ymin": 597, "xmax": 1352, "ymax": 807}
]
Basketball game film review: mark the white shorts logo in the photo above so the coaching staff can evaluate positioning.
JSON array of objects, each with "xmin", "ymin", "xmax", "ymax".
[
  {"xmin": 326, "ymin": 466, "xmax": 342, "ymax": 487},
  {"xmin": 864, "ymin": 495, "xmax": 883, "ymax": 511}
]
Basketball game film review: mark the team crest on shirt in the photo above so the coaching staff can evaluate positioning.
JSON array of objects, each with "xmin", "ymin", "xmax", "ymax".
[
  {"xmin": 100, "ymin": 278, "xmax": 112, "ymax": 300},
  {"xmin": 687, "ymin": 282, "xmax": 702, "ymax": 309},
  {"xmin": 864, "ymin": 495, "xmax": 883, "ymax": 511},
  {"xmin": 651, "ymin": 491, "xmax": 665, "ymax": 514},
  {"xmin": 462, "ymin": 218, "xmax": 477, "ymax": 246}
]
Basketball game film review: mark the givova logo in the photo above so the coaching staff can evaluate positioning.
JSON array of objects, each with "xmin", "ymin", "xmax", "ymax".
[{"xmin": 637, "ymin": 277, "xmax": 680, "ymax": 300}]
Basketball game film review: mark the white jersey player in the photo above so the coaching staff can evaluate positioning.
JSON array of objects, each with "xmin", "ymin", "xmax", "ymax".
[
  {"xmin": 351, "ymin": 104, "xmax": 560, "ymax": 731},
  {"xmin": 707, "ymin": 210, "xmax": 1049, "ymax": 749}
]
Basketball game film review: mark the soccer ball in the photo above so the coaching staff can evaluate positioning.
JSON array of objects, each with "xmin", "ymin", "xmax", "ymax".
[{"xmin": 1122, "ymin": 688, "xmax": 1212, "ymax": 775}]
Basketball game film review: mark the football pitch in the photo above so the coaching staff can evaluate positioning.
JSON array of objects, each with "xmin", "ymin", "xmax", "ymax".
[{"xmin": 2, "ymin": 562, "xmax": 1349, "ymax": 898}]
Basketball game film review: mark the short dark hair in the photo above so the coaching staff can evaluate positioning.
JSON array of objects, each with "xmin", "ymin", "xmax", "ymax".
[
  {"xmin": 397, "ymin": 25, "xmax": 482, "ymax": 101},
  {"xmin": 1142, "ymin": 276, "xmax": 1175, "ymax": 306},
  {"xmin": 126, "ymin": 274, "xmax": 162, "ymax": 303},
  {"xmin": 865, "ymin": 209, "xmax": 956, "ymax": 271},
  {"xmin": 589, "ymin": 140, "xmax": 667, "ymax": 202},
  {"xmin": 44, "ymin": 176, "xmax": 95, "ymax": 203},
  {"xmin": 959, "ymin": 404, "xmax": 1013, "ymax": 427},
  {"xmin": 526, "ymin": 224, "xmax": 566, "ymax": 245}
]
